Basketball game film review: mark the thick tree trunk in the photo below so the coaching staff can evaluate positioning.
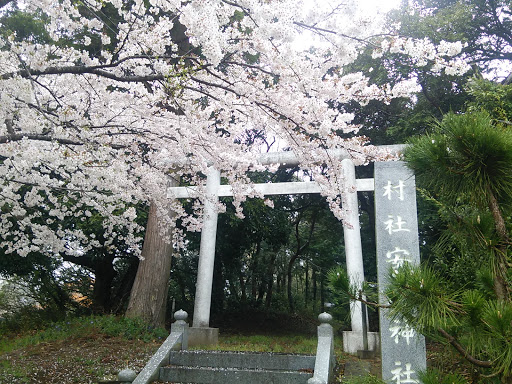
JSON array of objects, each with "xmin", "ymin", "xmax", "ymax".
[
  {"xmin": 91, "ymin": 254, "xmax": 117, "ymax": 313},
  {"xmin": 125, "ymin": 201, "xmax": 174, "ymax": 328},
  {"xmin": 112, "ymin": 256, "xmax": 140, "ymax": 314}
]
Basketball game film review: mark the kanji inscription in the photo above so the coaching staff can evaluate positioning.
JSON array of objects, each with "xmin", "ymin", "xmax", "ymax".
[{"xmin": 375, "ymin": 161, "xmax": 426, "ymax": 384}]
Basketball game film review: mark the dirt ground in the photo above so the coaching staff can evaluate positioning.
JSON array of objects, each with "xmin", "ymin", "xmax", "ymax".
[{"xmin": 0, "ymin": 334, "xmax": 160, "ymax": 384}]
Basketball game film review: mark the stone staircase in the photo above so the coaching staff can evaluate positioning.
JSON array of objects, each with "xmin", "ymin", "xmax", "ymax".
[
  {"xmin": 157, "ymin": 350, "xmax": 315, "ymax": 383},
  {"xmin": 127, "ymin": 311, "xmax": 335, "ymax": 384}
]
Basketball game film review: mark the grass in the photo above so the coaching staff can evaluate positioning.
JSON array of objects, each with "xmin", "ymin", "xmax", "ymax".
[
  {"xmin": 0, "ymin": 314, "xmax": 168, "ymax": 356},
  {"xmin": 0, "ymin": 315, "xmax": 169, "ymax": 384},
  {"xmin": 0, "ymin": 313, "xmax": 477, "ymax": 383},
  {"xmin": 0, "ymin": 313, "xmax": 351, "ymax": 383},
  {"xmin": 341, "ymin": 376, "xmax": 385, "ymax": 384},
  {"xmin": 197, "ymin": 333, "xmax": 323, "ymax": 354}
]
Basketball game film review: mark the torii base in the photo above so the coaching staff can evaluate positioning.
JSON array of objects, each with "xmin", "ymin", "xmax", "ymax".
[
  {"xmin": 343, "ymin": 331, "xmax": 380, "ymax": 355},
  {"xmin": 188, "ymin": 327, "xmax": 219, "ymax": 347}
]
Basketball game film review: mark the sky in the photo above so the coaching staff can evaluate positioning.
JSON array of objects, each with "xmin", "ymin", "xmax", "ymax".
[{"xmin": 359, "ymin": 0, "xmax": 402, "ymax": 13}]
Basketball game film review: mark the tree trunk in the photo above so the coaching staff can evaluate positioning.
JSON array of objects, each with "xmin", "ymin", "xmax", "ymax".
[
  {"xmin": 61, "ymin": 252, "xmax": 117, "ymax": 314},
  {"xmin": 305, "ymin": 260, "xmax": 309, "ymax": 306},
  {"xmin": 251, "ymin": 243, "xmax": 261, "ymax": 300},
  {"xmin": 212, "ymin": 252, "xmax": 225, "ymax": 315},
  {"xmin": 265, "ymin": 253, "xmax": 276, "ymax": 308},
  {"xmin": 313, "ymin": 266, "xmax": 317, "ymax": 312},
  {"xmin": 239, "ymin": 274, "xmax": 247, "ymax": 302},
  {"xmin": 91, "ymin": 254, "xmax": 117, "ymax": 313},
  {"xmin": 320, "ymin": 271, "xmax": 325, "ymax": 312},
  {"xmin": 125, "ymin": 200, "xmax": 174, "ymax": 328},
  {"xmin": 287, "ymin": 210, "xmax": 318, "ymax": 312},
  {"xmin": 287, "ymin": 256, "xmax": 297, "ymax": 311},
  {"xmin": 487, "ymin": 187, "xmax": 511, "ymax": 301},
  {"xmin": 112, "ymin": 256, "xmax": 140, "ymax": 314}
]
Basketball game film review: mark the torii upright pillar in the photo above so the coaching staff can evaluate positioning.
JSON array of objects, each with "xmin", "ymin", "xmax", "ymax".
[
  {"xmin": 189, "ymin": 167, "xmax": 221, "ymax": 346},
  {"xmin": 341, "ymin": 159, "xmax": 378, "ymax": 354}
]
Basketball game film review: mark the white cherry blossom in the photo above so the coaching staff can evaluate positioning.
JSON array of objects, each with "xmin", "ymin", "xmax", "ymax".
[{"xmin": 0, "ymin": 0, "xmax": 468, "ymax": 258}]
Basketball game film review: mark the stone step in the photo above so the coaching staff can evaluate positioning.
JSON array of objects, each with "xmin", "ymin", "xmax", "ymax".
[
  {"xmin": 159, "ymin": 365, "xmax": 313, "ymax": 384},
  {"xmin": 167, "ymin": 350, "xmax": 315, "ymax": 371}
]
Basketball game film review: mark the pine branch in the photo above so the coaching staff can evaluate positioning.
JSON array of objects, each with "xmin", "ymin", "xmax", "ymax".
[{"xmin": 438, "ymin": 328, "xmax": 493, "ymax": 368}]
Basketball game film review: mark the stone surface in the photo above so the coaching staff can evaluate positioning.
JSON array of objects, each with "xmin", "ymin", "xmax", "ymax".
[
  {"xmin": 168, "ymin": 350, "xmax": 315, "ymax": 371},
  {"xmin": 174, "ymin": 309, "xmax": 188, "ymax": 322},
  {"xmin": 374, "ymin": 161, "xmax": 426, "ymax": 383},
  {"xmin": 318, "ymin": 312, "xmax": 333, "ymax": 323},
  {"xmin": 159, "ymin": 366, "xmax": 313, "ymax": 384},
  {"xmin": 118, "ymin": 368, "xmax": 137, "ymax": 382},
  {"xmin": 193, "ymin": 167, "xmax": 221, "ymax": 329},
  {"xmin": 162, "ymin": 350, "xmax": 314, "ymax": 384},
  {"xmin": 188, "ymin": 327, "xmax": 219, "ymax": 347},
  {"xmin": 341, "ymin": 159, "xmax": 366, "ymax": 336},
  {"xmin": 343, "ymin": 331, "xmax": 380, "ymax": 355},
  {"xmin": 132, "ymin": 313, "xmax": 188, "ymax": 384},
  {"xmin": 310, "ymin": 314, "xmax": 336, "ymax": 384}
]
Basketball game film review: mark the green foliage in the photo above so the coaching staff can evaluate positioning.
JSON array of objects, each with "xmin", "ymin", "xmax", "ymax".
[
  {"xmin": 385, "ymin": 264, "xmax": 462, "ymax": 332},
  {"xmin": 480, "ymin": 300, "xmax": 512, "ymax": 377},
  {"xmin": 405, "ymin": 111, "xmax": 512, "ymax": 207},
  {"xmin": 391, "ymin": 0, "xmax": 512, "ymax": 75},
  {"xmin": 197, "ymin": 334, "xmax": 319, "ymax": 354},
  {"xmin": 84, "ymin": 315, "xmax": 168, "ymax": 341},
  {"xmin": 417, "ymin": 368, "xmax": 468, "ymax": 384},
  {"xmin": 326, "ymin": 266, "xmax": 355, "ymax": 323},
  {"xmin": 384, "ymin": 263, "xmax": 512, "ymax": 378},
  {"xmin": 467, "ymin": 77, "xmax": 512, "ymax": 122},
  {"xmin": 0, "ymin": 315, "xmax": 167, "ymax": 355},
  {"xmin": 397, "ymin": 110, "xmax": 512, "ymax": 380},
  {"xmin": 393, "ymin": 1, "xmax": 474, "ymax": 44},
  {"xmin": 327, "ymin": 267, "xmax": 355, "ymax": 301},
  {"xmin": 0, "ymin": 9, "xmax": 51, "ymax": 43},
  {"xmin": 340, "ymin": 375, "xmax": 385, "ymax": 384}
]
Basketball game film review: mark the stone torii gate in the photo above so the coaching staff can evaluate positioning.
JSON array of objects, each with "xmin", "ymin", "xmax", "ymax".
[
  {"xmin": 168, "ymin": 145, "xmax": 400, "ymax": 352},
  {"xmin": 168, "ymin": 145, "xmax": 428, "ymax": 381}
]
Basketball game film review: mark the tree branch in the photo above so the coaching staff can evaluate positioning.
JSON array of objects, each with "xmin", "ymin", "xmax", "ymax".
[
  {"xmin": 293, "ymin": 21, "xmax": 378, "ymax": 47},
  {"xmin": 0, "ymin": 132, "xmax": 126, "ymax": 149},
  {"xmin": 438, "ymin": 328, "xmax": 493, "ymax": 368},
  {"xmin": 0, "ymin": 133, "xmax": 85, "ymax": 146},
  {"xmin": 0, "ymin": 0, "xmax": 14, "ymax": 8}
]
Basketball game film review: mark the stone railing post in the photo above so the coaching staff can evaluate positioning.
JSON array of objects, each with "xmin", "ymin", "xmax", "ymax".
[
  {"xmin": 170, "ymin": 309, "xmax": 189, "ymax": 350},
  {"xmin": 308, "ymin": 312, "xmax": 335, "ymax": 384},
  {"xmin": 130, "ymin": 310, "xmax": 189, "ymax": 384}
]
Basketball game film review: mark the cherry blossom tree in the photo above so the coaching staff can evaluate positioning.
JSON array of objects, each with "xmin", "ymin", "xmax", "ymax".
[{"xmin": 0, "ymin": 0, "xmax": 468, "ymax": 325}]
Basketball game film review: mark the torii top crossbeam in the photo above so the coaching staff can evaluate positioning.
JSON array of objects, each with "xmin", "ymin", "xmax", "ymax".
[{"xmin": 167, "ymin": 144, "xmax": 405, "ymax": 199}]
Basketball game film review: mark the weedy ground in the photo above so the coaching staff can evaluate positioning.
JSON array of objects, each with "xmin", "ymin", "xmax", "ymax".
[{"xmin": 0, "ymin": 313, "xmax": 473, "ymax": 384}]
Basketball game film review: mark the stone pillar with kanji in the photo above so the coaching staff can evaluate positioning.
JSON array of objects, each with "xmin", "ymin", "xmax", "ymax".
[{"xmin": 375, "ymin": 161, "xmax": 426, "ymax": 384}]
